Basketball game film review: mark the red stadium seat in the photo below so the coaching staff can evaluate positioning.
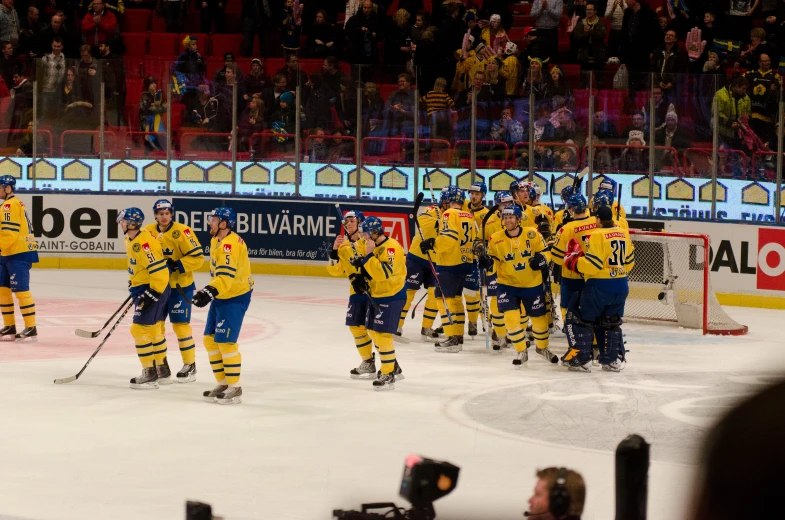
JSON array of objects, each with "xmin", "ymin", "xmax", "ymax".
[
  {"xmin": 123, "ymin": 33, "xmax": 148, "ymax": 57},
  {"xmin": 151, "ymin": 15, "xmax": 166, "ymax": 32},
  {"xmin": 124, "ymin": 56, "xmax": 145, "ymax": 80},
  {"xmin": 126, "ymin": 79, "xmax": 144, "ymax": 109},
  {"xmin": 379, "ymin": 83, "xmax": 398, "ymax": 101},
  {"xmin": 298, "ymin": 58, "xmax": 324, "ymax": 75},
  {"xmin": 265, "ymin": 57, "xmax": 286, "ymax": 74},
  {"xmin": 122, "ymin": 9, "xmax": 151, "ymax": 32},
  {"xmin": 143, "ymin": 58, "xmax": 173, "ymax": 86},
  {"xmin": 210, "ymin": 34, "xmax": 243, "ymax": 57},
  {"xmin": 149, "ymin": 32, "xmax": 179, "ymax": 57},
  {"xmin": 206, "ymin": 58, "xmax": 223, "ymax": 80}
]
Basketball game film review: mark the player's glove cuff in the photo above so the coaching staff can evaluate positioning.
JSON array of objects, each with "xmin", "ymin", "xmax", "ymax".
[
  {"xmin": 420, "ymin": 237, "xmax": 436, "ymax": 254},
  {"xmin": 167, "ymin": 258, "xmax": 184, "ymax": 273},
  {"xmin": 349, "ymin": 256, "xmax": 365, "ymax": 268},
  {"xmin": 329, "ymin": 249, "xmax": 339, "ymax": 261},
  {"xmin": 477, "ymin": 254, "xmax": 493, "ymax": 271},
  {"xmin": 192, "ymin": 285, "xmax": 218, "ymax": 308}
]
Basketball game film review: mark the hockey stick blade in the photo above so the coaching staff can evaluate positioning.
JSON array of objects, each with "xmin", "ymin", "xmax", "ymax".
[
  {"xmin": 54, "ymin": 375, "xmax": 78, "ymax": 384},
  {"xmin": 175, "ymin": 283, "xmax": 196, "ymax": 304},
  {"xmin": 572, "ymin": 167, "xmax": 590, "ymax": 191},
  {"xmin": 74, "ymin": 294, "xmax": 133, "ymax": 338}
]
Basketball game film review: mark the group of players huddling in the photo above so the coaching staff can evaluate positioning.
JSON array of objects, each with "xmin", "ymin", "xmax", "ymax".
[{"xmin": 328, "ymin": 177, "xmax": 635, "ymax": 390}]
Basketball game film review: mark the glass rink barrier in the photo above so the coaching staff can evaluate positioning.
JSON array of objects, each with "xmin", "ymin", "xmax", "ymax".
[{"xmin": 0, "ymin": 64, "xmax": 782, "ymax": 224}]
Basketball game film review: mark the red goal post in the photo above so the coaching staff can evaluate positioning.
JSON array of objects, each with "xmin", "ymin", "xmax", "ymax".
[{"xmin": 626, "ymin": 230, "xmax": 748, "ymax": 336}]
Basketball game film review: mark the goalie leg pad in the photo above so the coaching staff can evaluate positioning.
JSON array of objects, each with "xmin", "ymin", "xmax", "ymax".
[
  {"xmin": 599, "ymin": 315, "xmax": 624, "ymax": 364},
  {"xmin": 564, "ymin": 308, "xmax": 593, "ymax": 363}
]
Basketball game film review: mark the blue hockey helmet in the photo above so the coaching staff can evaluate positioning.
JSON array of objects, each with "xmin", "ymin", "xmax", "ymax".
[
  {"xmin": 0, "ymin": 175, "xmax": 16, "ymax": 190},
  {"xmin": 343, "ymin": 210, "xmax": 365, "ymax": 223},
  {"xmin": 211, "ymin": 206, "xmax": 237, "ymax": 229},
  {"xmin": 153, "ymin": 198, "xmax": 174, "ymax": 214},
  {"xmin": 439, "ymin": 187, "xmax": 450, "ymax": 205},
  {"xmin": 444, "ymin": 185, "xmax": 465, "ymax": 205},
  {"xmin": 566, "ymin": 194, "xmax": 588, "ymax": 213},
  {"xmin": 592, "ymin": 189, "xmax": 613, "ymax": 210},
  {"xmin": 525, "ymin": 184, "xmax": 541, "ymax": 202},
  {"xmin": 501, "ymin": 205, "xmax": 523, "ymax": 219},
  {"xmin": 598, "ymin": 177, "xmax": 617, "ymax": 193},
  {"xmin": 117, "ymin": 207, "xmax": 145, "ymax": 226},
  {"xmin": 494, "ymin": 190, "xmax": 514, "ymax": 206},
  {"xmin": 560, "ymin": 185, "xmax": 575, "ymax": 202},
  {"xmin": 360, "ymin": 215, "xmax": 384, "ymax": 235},
  {"xmin": 468, "ymin": 181, "xmax": 487, "ymax": 195},
  {"xmin": 509, "ymin": 179, "xmax": 526, "ymax": 193}
]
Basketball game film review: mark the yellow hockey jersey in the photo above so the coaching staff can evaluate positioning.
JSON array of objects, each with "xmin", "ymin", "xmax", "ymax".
[
  {"xmin": 360, "ymin": 236, "xmax": 406, "ymax": 301},
  {"xmin": 552, "ymin": 208, "xmax": 567, "ymax": 233},
  {"xmin": 435, "ymin": 208, "xmax": 476, "ymax": 270},
  {"xmin": 463, "ymin": 200, "xmax": 490, "ymax": 232},
  {"xmin": 144, "ymin": 221, "xmax": 204, "ymax": 288},
  {"xmin": 326, "ymin": 236, "xmax": 368, "ymax": 298},
  {"xmin": 550, "ymin": 216, "xmax": 599, "ymax": 281},
  {"xmin": 487, "ymin": 227, "xmax": 548, "ymax": 288},
  {"xmin": 208, "ymin": 231, "xmax": 254, "ymax": 300},
  {"xmin": 577, "ymin": 226, "xmax": 636, "ymax": 293},
  {"xmin": 125, "ymin": 229, "xmax": 169, "ymax": 294},
  {"xmin": 612, "ymin": 201, "xmax": 627, "ymax": 221},
  {"xmin": 0, "ymin": 195, "xmax": 38, "ymax": 262},
  {"xmin": 524, "ymin": 203, "xmax": 554, "ymax": 229},
  {"xmin": 410, "ymin": 205, "xmax": 440, "ymax": 263}
]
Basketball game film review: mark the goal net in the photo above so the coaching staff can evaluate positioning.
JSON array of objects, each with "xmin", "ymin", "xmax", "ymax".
[{"xmin": 625, "ymin": 230, "xmax": 748, "ymax": 335}]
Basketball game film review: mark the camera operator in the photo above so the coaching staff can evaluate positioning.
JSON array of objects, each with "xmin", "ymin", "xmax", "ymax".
[{"xmin": 525, "ymin": 467, "xmax": 586, "ymax": 520}]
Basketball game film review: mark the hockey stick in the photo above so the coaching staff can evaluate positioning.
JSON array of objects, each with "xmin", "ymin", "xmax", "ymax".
[
  {"xmin": 175, "ymin": 283, "xmax": 196, "ymax": 304},
  {"xmin": 572, "ymin": 166, "xmax": 590, "ymax": 192},
  {"xmin": 74, "ymin": 294, "xmax": 133, "ymax": 338},
  {"xmin": 616, "ymin": 183, "xmax": 623, "ymax": 221},
  {"xmin": 410, "ymin": 291, "xmax": 428, "ymax": 318},
  {"xmin": 334, "ymin": 204, "xmax": 381, "ymax": 314},
  {"xmin": 478, "ymin": 205, "xmax": 499, "ymax": 350},
  {"xmin": 424, "ymin": 168, "xmax": 438, "ymax": 205},
  {"xmin": 412, "ymin": 192, "xmax": 453, "ymax": 325},
  {"xmin": 54, "ymin": 300, "xmax": 134, "ymax": 384},
  {"xmin": 549, "ymin": 174, "xmax": 556, "ymax": 213}
]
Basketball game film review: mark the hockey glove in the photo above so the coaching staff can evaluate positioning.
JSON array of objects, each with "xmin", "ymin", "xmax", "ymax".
[
  {"xmin": 349, "ymin": 273, "xmax": 370, "ymax": 294},
  {"xmin": 167, "ymin": 258, "xmax": 184, "ymax": 274},
  {"xmin": 137, "ymin": 287, "xmax": 162, "ymax": 309},
  {"xmin": 477, "ymin": 254, "xmax": 493, "ymax": 271},
  {"xmin": 563, "ymin": 239, "xmax": 584, "ymax": 274},
  {"xmin": 528, "ymin": 252, "xmax": 548, "ymax": 271},
  {"xmin": 349, "ymin": 255, "xmax": 365, "ymax": 269},
  {"xmin": 192, "ymin": 285, "xmax": 219, "ymax": 308},
  {"xmin": 420, "ymin": 237, "xmax": 436, "ymax": 254},
  {"xmin": 472, "ymin": 239, "xmax": 487, "ymax": 256},
  {"xmin": 551, "ymin": 262, "xmax": 562, "ymax": 283},
  {"xmin": 329, "ymin": 249, "xmax": 339, "ymax": 261}
]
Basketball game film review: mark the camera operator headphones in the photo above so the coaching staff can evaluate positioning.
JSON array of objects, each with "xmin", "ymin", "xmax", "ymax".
[{"xmin": 549, "ymin": 467, "xmax": 571, "ymax": 518}]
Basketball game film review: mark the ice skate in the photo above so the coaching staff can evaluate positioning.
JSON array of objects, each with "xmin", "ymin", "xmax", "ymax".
[
  {"xmin": 176, "ymin": 363, "xmax": 196, "ymax": 383},
  {"xmin": 15, "ymin": 326, "xmax": 37, "ymax": 342},
  {"xmin": 372, "ymin": 372, "xmax": 395, "ymax": 391},
  {"xmin": 434, "ymin": 335, "xmax": 461, "ymax": 353},
  {"xmin": 203, "ymin": 384, "xmax": 228, "ymax": 403},
  {"xmin": 491, "ymin": 331, "xmax": 503, "ymax": 351},
  {"xmin": 536, "ymin": 346, "xmax": 559, "ymax": 364},
  {"xmin": 512, "ymin": 349, "xmax": 528, "ymax": 368},
  {"xmin": 350, "ymin": 353, "xmax": 376, "ymax": 380},
  {"xmin": 0, "ymin": 325, "xmax": 16, "ymax": 341},
  {"xmin": 421, "ymin": 327, "xmax": 439, "ymax": 342},
  {"xmin": 468, "ymin": 322, "xmax": 478, "ymax": 337},
  {"xmin": 602, "ymin": 358, "xmax": 626, "ymax": 372},
  {"xmin": 563, "ymin": 357, "xmax": 592, "ymax": 373},
  {"xmin": 377, "ymin": 360, "xmax": 404, "ymax": 381},
  {"xmin": 156, "ymin": 358, "xmax": 173, "ymax": 385},
  {"xmin": 216, "ymin": 386, "xmax": 242, "ymax": 404},
  {"xmin": 433, "ymin": 326, "xmax": 444, "ymax": 335},
  {"xmin": 130, "ymin": 367, "xmax": 159, "ymax": 389}
]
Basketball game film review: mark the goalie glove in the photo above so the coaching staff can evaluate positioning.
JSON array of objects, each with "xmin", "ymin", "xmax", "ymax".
[
  {"xmin": 192, "ymin": 285, "xmax": 219, "ymax": 308},
  {"xmin": 563, "ymin": 238, "xmax": 584, "ymax": 274},
  {"xmin": 349, "ymin": 273, "xmax": 370, "ymax": 295}
]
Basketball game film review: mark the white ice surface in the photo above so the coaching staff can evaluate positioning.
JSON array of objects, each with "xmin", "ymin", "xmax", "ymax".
[{"xmin": 1, "ymin": 269, "xmax": 784, "ymax": 520}]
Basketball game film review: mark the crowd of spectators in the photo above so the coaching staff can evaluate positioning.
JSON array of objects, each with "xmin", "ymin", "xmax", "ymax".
[{"xmin": 0, "ymin": 0, "xmax": 783, "ymax": 177}]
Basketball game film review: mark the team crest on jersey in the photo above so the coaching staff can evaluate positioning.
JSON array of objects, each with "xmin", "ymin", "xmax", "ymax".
[
  {"xmin": 526, "ymin": 230, "xmax": 536, "ymax": 239},
  {"xmin": 172, "ymin": 230, "xmax": 181, "ymax": 239},
  {"xmin": 183, "ymin": 228, "xmax": 192, "ymax": 237},
  {"xmin": 2, "ymin": 204, "xmax": 9, "ymax": 210},
  {"xmin": 223, "ymin": 244, "xmax": 232, "ymax": 253},
  {"xmin": 386, "ymin": 247, "xmax": 395, "ymax": 257},
  {"xmin": 142, "ymin": 243, "xmax": 151, "ymax": 252},
  {"xmin": 132, "ymin": 243, "xmax": 141, "ymax": 253}
]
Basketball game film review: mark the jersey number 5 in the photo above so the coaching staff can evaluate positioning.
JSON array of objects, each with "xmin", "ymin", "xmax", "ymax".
[{"xmin": 608, "ymin": 240, "xmax": 627, "ymax": 266}]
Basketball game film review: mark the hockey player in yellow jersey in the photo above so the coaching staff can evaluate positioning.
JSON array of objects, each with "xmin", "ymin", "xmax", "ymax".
[
  {"xmin": 483, "ymin": 190, "xmax": 513, "ymax": 350},
  {"xmin": 552, "ymin": 185, "xmax": 575, "ymax": 234},
  {"xmin": 591, "ymin": 190, "xmax": 628, "ymax": 229},
  {"xmin": 420, "ymin": 186, "xmax": 476, "ymax": 353},
  {"xmin": 348, "ymin": 216, "xmax": 406, "ymax": 390},
  {"xmin": 550, "ymin": 194, "xmax": 598, "ymax": 324},
  {"xmin": 144, "ymin": 199, "xmax": 204, "ymax": 383},
  {"xmin": 478, "ymin": 205, "xmax": 555, "ymax": 367},
  {"xmin": 462, "ymin": 181, "xmax": 490, "ymax": 338},
  {"xmin": 399, "ymin": 201, "xmax": 442, "ymax": 342},
  {"xmin": 596, "ymin": 177, "xmax": 627, "ymax": 222},
  {"xmin": 327, "ymin": 210, "xmax": 405, "ymax": 382},
  {"xmin": 523, "ymin": 183, "xmax": 554, "ymax": 229},
  {"xmin": 562, "ymin": 206, "xmax": 635, "ymax": 372},
  {"xmin": 509, "ymin": 179, "xmax": 535, "ymax": 228},
  {"xmin": 0, "ymin": 176, "xmax": 39, "ymax": 342},
  {"xmin": 118, "ymin": 207, "xmax": 171, "ymax": 389},
  {"xmin": 192, "ymin": 207, "xmax": 254, "ymax": 405}
]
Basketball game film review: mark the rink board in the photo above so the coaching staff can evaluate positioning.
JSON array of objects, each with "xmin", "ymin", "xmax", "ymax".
[{"xmin": 16, "ymin": 192, "xmax": 785, "ymax": 310}]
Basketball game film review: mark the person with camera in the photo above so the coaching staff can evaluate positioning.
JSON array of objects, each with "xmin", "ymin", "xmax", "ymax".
[{"xmin": 525, "ymin": 467, "xmax": 586, "ymax": 520}]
